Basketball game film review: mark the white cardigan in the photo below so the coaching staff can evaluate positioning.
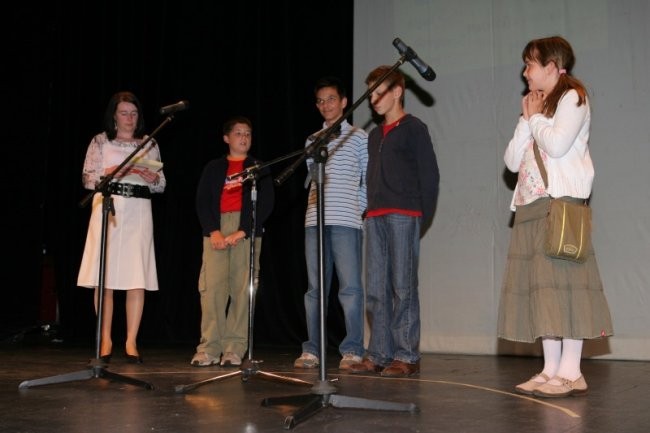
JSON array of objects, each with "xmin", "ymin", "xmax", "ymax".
[{"xmin": 504, "ymin": 89, "xmax": 594, "ymax": 211}]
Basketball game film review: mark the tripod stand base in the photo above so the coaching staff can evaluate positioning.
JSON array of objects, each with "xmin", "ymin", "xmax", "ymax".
[
  {"xmin": 18, "ymin": 359, "xmax": 154, "ymax": 390},
  {"xmin": 262, "ymin": 380, "xmax": 418, "ymax": 429},
  {"xmin": 174, "ymin": 358, "xmax": 312, "ymax": 394}
]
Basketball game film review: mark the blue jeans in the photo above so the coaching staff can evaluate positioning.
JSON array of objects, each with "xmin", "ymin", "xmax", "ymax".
[
  {"xmin": 365, "ymin": 214, "xmax": 421, "ymax": 365},
  {"xmin": 302, "ymin": 225, "xmax": 364, "ymax": 358}
]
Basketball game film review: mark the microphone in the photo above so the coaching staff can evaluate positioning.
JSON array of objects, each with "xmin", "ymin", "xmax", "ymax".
[
  {"xmin": 159, "ymin": 100, "xmax": 190, "ymax": 115},
  {"xmin": 226, "ymin": 164, "xmax": 259, "ymax": 181},
  {"xmin": 392, "ymin": 38, "xmax": 436, "ymax": 81}
]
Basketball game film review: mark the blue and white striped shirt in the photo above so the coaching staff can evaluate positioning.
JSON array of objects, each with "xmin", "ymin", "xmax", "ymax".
[{"xmin": 305, "ymin": 119, "xmax": 368, "ymax": 229}]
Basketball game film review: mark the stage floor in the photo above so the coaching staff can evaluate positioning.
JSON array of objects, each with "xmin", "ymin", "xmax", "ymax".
[{"xmin": 1, "ymin": 332, "xmax": 648, "ymax": 432}]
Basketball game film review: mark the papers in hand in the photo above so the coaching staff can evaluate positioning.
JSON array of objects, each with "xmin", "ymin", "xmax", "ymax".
[{"xmin": 131, "ymin": 157, "xmax": 164, "ymax": 172}]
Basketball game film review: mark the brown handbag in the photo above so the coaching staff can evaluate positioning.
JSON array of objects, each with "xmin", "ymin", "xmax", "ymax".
[{"xmin": 533, "ymin": 142, "xmax": 592, "ymax": 263}]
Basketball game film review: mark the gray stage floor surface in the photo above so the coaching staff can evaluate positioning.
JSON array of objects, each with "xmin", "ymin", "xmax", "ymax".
[{"xmin": 1, "ymin": 332, "xmax": 648, "ymax": 432}]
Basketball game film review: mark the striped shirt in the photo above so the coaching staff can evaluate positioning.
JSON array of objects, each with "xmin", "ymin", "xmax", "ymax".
[{"xmin": 304, "ymin": 119, "xmax": 368, "ymax": 229}]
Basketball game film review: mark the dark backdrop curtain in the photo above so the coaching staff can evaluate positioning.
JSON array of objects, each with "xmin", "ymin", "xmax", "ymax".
[{"xmin": 5, "ymin": 1, "xmax": 355, "ymax": 354}]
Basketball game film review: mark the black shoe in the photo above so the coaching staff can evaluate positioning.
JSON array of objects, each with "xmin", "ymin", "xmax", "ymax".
[
  {"xmin": 99, "ymin": 353, "xmax": 112, "ymax": 364},
  {"xmin": 125, "ymin": 354, "xmax": 143, "ymax": 364}
]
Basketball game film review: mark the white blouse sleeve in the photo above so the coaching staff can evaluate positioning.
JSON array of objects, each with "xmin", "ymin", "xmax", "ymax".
[
  {"xmin": 81, "ymin": 134, "xmax": 105, "ymax": 190},
  {"xmin": 529, "ymin": 90, "xmax": 589, "ymax": 158},
  {"xmin": 503, "ymin": 115, "xmax": 532, "ymax": 173}
]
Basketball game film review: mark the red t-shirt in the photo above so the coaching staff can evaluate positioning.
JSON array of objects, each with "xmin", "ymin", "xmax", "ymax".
[{"xmin": 221, "ymin": 158, "xmax": 244, "ymax": 212}]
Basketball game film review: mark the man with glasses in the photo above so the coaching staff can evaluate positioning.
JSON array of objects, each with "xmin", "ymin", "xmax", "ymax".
[{"xmin": 294, "ymin": 76, "xmax": 369, "ymax": 371}]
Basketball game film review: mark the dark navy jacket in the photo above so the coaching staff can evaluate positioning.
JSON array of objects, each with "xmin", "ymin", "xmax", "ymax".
[
  {"xmin": 366, "ymin": 114, "xmax": 439, "ymax": 224},
  {"xmin": 196, "ymin": 155, "xmax": 275, "ymax": 238}
]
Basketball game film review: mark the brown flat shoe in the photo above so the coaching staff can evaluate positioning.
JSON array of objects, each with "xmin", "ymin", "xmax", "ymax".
[
  {"xmin": 515, "ymin": 372, "xmax": 550, "ymax": 395},
  {"xmin": 380, "ymin": 360, "xmax": 419, "ymax": 378},
  {"xmin": 349, "ymin": 358, "xmax": 384, "ymax": 374},
  {"xmin": 533, "ymin": 375, "xmax": 588, "ymax": 398}
]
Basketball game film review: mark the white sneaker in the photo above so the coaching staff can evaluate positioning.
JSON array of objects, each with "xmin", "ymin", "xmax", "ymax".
[
  {"xmin": 220, "ymin": 352, "xmax": 242, "ymax": 366},
  {"xmin": 339, "ymin": 354, "xmax": 363, "ymax": 370},
  {"xmin": 294, "ymin": 352, "xmax": 319, "ymax": 368},
  {"xmin": 191, "ymin": 352, "xmax": 219, "ymax": 367}
]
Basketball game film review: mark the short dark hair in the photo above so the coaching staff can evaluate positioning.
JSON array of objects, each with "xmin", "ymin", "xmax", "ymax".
[
  {"xmin": 223, "ymin": 116, "xmax": 252, "ymax": 135},
  {"xmin": 314, "ymin": 76, "xmax": 347, "ymax": 99}
]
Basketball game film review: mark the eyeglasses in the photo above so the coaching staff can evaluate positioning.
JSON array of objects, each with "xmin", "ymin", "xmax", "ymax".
[{"xmin": 315, "ymin": 96, "xmax": 339, "ymax": 106}]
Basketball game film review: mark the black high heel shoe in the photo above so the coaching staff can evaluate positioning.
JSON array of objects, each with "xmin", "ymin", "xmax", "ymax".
[
  {"xmin": 125, "ymin": 353, "xmax": 143, "ymax": 364},
  {"xmin": 99, "ymin": 353, "xmax": 112, "ymax": 363}
]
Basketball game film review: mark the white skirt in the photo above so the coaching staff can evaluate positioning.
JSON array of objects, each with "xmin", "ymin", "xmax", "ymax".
[{"xmin": 77, "ymin": 193, "xmax": 159, "ymax": 291}]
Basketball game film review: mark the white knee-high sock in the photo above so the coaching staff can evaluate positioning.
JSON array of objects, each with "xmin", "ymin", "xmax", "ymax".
[
  {"xmin": 556, "ymin": 338, "xmax": 584, "ymax": 381},
  {"xmin": 541, "ymin": 337, "xmax": 561, "ymax": 379}
]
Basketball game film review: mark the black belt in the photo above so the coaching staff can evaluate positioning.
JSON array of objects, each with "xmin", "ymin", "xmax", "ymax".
[{"xmin": 108, "ymin": 183, "xmax": 151, "ymax": 199}]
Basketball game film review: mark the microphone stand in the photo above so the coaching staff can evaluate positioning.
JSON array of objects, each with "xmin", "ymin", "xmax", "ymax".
[
  {"xmin": 262, "ymin": 57, "xmax": 418, "ymax": 429},
  {"xmin": 175, "ymin": 166, "xmax": 312, "ymax": 393},
  {"xmin": 19, "ymin": 114, "xmax": 178, "ymax": 390}
]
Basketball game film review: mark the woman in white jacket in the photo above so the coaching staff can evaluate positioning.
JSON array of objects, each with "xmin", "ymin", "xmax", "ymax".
[{"xmin": 497, "ymin": 36, "xmax": 613, "ymax": 398}]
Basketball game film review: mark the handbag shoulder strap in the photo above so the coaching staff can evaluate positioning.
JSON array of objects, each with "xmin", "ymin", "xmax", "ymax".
[
  {"xmin": 532, "ymin": 140, "xmax": 549, "ymax": 188},
  {"xmin": 533, "ymin": 141, "xmax": 590, "ymax": 206}
]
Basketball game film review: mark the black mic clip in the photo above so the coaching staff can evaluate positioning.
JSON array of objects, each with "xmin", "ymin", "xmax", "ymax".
[
  {"xmin": 226, "ymin": 164, "xmax": 260, "ymax": 182},
  {"xmin": 159, "ymin": 100, "xmax": 190, "ymax": 115},
  {"xmin": 400, "ymin": 46, "xmax": 417, "ymax": 62},
  {"xmin": 307, "ymin": 123, "xmax": 341, "ymax": 149},
  {"xmin": 392, "ymin": 37, "xmax": 436, "ymax": 81}
]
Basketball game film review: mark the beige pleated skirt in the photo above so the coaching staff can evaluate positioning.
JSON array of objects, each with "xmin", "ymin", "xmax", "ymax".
[
  {"xmin": 497, "ymin": 197, "xmax": 613, "ymax": 343},
  {"xmin": 77, "ymin": 193, "xmax": 159, "ymax": 291}
]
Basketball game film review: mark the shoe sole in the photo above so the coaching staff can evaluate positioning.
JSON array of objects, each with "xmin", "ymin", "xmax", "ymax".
[
  {"xmin": 533, "ymin": 388, "xmax": 588, "ymax": 398},
  {"xmin": 191, "ymin": 361, "xmax": 218, "ymax": 367},
  {"xmin": 380, "ymin": 371, "xmax": 419, "ymax": 378},
  {"xmin": 349, "ymin": 367, "xmax": 383, "ymax": 374},
  {"xmin": 514, "ymin": 387, "xmax": 535, "ymax": 395}
]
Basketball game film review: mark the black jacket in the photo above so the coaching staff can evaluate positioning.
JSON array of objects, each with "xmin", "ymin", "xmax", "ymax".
[
  {"xmin": 196, "ymin": 155, "xmax": 275, "ymax": 238},
  {"xmin": 367, "ymin": 114, "xmax": 439, "ymax": 224}
]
